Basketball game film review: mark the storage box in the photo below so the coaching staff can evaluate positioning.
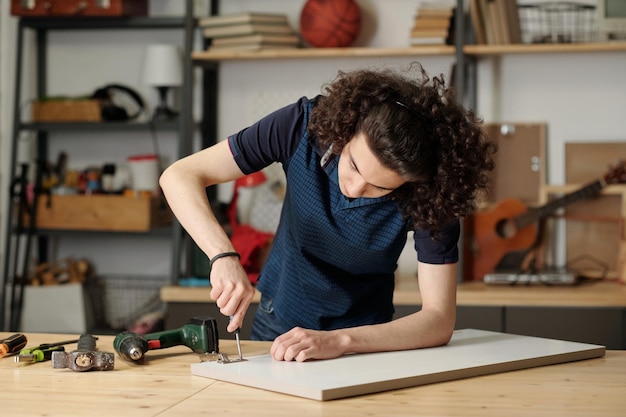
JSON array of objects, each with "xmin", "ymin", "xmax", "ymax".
[
  {"xmin": 32, "ymin": 99, "xmax": 101, "ymax": 122},
  {"xmin": 19, "ymin": 283, "xmax": 94, "ymax": 333},
  {"xmin": 11, "ymin": 0, "xmax": 148, "ymax": 17},
  {"xmin": 27, "ymin": 194, "xmax": 171, "ymax": 232}
]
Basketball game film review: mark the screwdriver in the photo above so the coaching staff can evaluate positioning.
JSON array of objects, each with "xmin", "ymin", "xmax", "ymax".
[
  {"xmin": 15, "ymin": 338, "xmax": 80, "ymax": 364},
  {"xmin": 229, "ymin": 315, "xmax": 243, "ymax": 361},
  {"xmin": 0, "ymin": 333, "xmax": 28, "ymax": 358},
  {"xmin": 16, "ymin": 345, "xmax": 65, "ymax": 364}
]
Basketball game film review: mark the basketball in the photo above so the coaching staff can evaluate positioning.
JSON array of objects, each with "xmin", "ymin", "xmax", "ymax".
[{"xmin": 299, "ymin": 0, "xmax": 361, "ymax": 48}]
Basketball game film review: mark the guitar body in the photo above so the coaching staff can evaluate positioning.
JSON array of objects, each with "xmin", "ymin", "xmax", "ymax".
[
  {"xmin": 469, "ymin": 198, "xmax": 538, "ymax": 280},
  {"xmin": 464, "ymin": 161, "xmax": 626, "ymax": 281}
]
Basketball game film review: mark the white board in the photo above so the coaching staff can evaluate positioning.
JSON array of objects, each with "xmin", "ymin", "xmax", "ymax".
[{"xmin": 191, "ymin": 329, "xmax": 605, "ymax": 401}]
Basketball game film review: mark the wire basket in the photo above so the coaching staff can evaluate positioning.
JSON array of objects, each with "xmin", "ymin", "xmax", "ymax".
[
  {"xmin": 519, "ymin": 2, "xmax": 598, "ymax": 43},
  {"xmin": 90, "ymin": 274, "xmax": 169, "ymax": 330}
]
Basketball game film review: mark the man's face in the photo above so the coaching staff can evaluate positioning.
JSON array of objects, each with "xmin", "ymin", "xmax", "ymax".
[{"xmin": 337, "ymin": 132, "xmax": 407, "ymax": 199}]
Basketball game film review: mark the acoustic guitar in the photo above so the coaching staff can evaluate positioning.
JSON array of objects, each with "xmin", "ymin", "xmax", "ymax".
[{"xmin": 467, "ymin": 161, "xmax": 626, "ymax": 280}]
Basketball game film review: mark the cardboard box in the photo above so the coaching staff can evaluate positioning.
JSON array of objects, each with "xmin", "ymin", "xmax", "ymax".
[
  {"xmin": 32, "ymin": 99, "xmax": 101, "ymax": 122},
  {"xmin": 27, "ymin": 194, "xmax": 171, "ymax": 232}
]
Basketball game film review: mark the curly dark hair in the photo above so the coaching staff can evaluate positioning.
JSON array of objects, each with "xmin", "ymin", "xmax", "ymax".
[{"xmin": 308, "ymin": 63, "xmax": 496, "ymax": 235}]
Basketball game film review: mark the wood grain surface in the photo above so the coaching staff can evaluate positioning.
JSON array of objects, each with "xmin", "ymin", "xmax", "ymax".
[{"xmin": 1, "ymin": 332, "xmax": 624, "ymax": 416}]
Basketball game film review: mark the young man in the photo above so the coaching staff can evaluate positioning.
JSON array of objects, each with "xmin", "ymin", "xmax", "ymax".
[{"xmin": 160, "ymin": 65, "xmax": 496, "ymax": 362}]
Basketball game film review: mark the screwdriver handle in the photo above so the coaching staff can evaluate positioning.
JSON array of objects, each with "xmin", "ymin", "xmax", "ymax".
[
  {"xmin": 16, "ymin": 345, "xmax": 65, "ymax": 363},
  {"xmin": 0, "ymin": 333, "xmax": 28, "ymax": 358}
]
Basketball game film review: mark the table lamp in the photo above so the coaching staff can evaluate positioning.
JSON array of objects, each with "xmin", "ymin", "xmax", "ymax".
[{"xmin": 142, "ymin": 44, "xmax": 182, "ymax": 120}]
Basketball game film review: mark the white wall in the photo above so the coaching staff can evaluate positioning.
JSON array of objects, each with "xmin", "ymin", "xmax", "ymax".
[{"xmin": 1, "ymin": 0, "xmax": 624, "ymax": 285}]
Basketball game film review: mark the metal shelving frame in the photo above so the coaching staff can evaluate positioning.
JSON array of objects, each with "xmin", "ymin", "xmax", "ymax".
[{"xmin": 0, "ymin": 0, "xmax": 196, "ymax": 331}]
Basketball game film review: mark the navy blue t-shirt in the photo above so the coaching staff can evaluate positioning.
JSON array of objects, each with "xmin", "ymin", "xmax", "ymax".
[{"xmin": 228, "ymin": 96, "xmax": 459, "ymax": 331}]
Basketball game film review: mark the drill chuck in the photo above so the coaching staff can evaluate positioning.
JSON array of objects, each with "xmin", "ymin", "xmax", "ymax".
[
  {"xmin": 114, "ymin": 332, "xmax": 149, "ymax": 362},
  {"xmin": 128, "ymin": 347, "xmax": 143, "ymax": 360}
]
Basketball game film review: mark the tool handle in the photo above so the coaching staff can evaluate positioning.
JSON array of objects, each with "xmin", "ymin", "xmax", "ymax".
[
  {"xmin": 16, "ymin": 345, "xmax": 65, "ymax": 363},
  {"xmin": 41, "ymin": 346, "xmax": 65, "ymax": 361},
  {"xmin": 0, "ymin": 333, "xmax": 28, "ymax": 358},
  {"xmin": 77, "ymin": 334, "xmax": 97, "ymax": 351}
]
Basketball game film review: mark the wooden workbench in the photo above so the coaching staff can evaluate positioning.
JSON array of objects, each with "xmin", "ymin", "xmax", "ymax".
[{"xmin": 1, "ymin": 332, "xmax": 624, "ymax": 416}]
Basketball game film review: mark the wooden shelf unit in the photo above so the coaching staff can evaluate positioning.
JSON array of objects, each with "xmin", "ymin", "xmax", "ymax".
[
  {"xmin": 192, "ymin": 45, "xmax": 455, "ymax": 63},
  {"xmin": 192, "ymin": 42, "xmax": 626, "ymax": 64},
  {"xmin": 464, "ymin": 41, "xmax": 626, "ymax": 55}
]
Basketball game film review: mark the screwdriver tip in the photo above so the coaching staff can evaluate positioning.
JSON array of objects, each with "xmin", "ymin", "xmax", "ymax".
[{"xmin": 14, "ymin": 355, "xmax": 34, "ymax": 363}]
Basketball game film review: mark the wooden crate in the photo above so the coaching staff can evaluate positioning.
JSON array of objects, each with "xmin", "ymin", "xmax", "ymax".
[
  {"xmin": 32, "ymin": 100, "xmax": 101, "ymax": 122},
  {"xmin": 26, "ymin": 194, "xmax": 171, "ymax": 232},
  {"xmin": 11, "ymin": 0, "xmax": 147, "ymax": 17},
  {"xmin": 542, "ymin": 184, "xmax": 626, "ymax": 283}
]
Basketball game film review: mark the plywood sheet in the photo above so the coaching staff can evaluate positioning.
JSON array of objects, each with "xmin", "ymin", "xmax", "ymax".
[{"xmin": 191, "ymin": 329, "xmax": 605, "ymax": 401}]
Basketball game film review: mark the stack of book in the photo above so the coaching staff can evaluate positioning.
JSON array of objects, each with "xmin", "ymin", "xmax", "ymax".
[
  {"xmin": 409, "ymin": 3, "xmax": 454, "ymax": 45},
  {"xmin": 200, "ymin": 12, "xmax": 301, "ymax": 52},
  {"xmin": 469, "ymin": 0, "xmax": 522, "ymax": 45}
]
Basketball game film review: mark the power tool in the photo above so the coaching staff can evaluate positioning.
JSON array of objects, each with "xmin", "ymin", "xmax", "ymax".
[{"xmin": 114, "ymin": 316, "xmax": 219, "ymax": 362}]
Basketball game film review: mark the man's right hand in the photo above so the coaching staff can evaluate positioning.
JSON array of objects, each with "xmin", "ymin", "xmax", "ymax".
[{"xmin": 209, "ymin": 256, "xmax": 255, "ymax": 332}]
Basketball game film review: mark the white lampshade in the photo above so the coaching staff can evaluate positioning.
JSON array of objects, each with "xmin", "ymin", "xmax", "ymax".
[{"xmin": 142, "ymin": 44, "xmax": 182, "ymax": 87}]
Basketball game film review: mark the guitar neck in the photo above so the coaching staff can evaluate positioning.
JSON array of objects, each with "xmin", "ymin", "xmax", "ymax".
[{"xmin": 515, "ymin": 179, "xmax": 605, "ymax": 229}]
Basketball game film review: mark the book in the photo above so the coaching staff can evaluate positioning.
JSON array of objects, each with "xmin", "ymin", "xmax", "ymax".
[
  {"xmin": 469, "ymin": 0, "xmax": 487, "ymax": 44},
  {"xmin": 471, "ymin": 0, "xmax": 522, "ymax": 45},
  {"xmin": 505, "ymin": 0, "xmax": 522, "ymax": 44},
  {"xmin": 409, "ymin": 36, "xmax": 448, "ymax": 45},
  {"xmin": 410, "ymin": 28, "xmax": 449, "ymax": 38},
  {"xmin": 208, "ymin": 44, "xmax": 298, "ymax": 52},
  {"xmin": 415, "ymin": 7, "xmax": 454, "ymax": 18},
  {"xmin": 202, "ymin": 22, "xmax": 295, "ymax": 39},
  {"xmin": 210, "ymin": 33, "xmax": 300, "ymax": 48},
  {"xmin": 480, "ymin": 0, "xmax": 497, "ymax": 44},
  {"xmin": 494, "ymin": 0, "xmax": 511, "ymax": 44},
  {"xmin": 198, "ymin": 12, "xmax": 288, "ymax": 28},
  {"xmin": 412, "ymin": 17, "xmax": 451, "ymax": 29},
  {"xmin": 414, "ymin": 1, "xmax": 454, "ymax": 18},
  {"xmin": 410, "ymin": 2, "xmax": 454, "ymax": 45}
]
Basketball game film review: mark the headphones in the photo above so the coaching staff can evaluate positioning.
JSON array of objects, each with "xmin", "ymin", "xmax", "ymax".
[{"xmin": 92, "ymin": 84, "xmax": 145, "ymax": 121}]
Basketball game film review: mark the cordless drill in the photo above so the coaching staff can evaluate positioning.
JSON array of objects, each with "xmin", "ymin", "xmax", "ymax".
[{"xmin": 114, "ymin": 316, "xmax": 219, "ymax": 362}]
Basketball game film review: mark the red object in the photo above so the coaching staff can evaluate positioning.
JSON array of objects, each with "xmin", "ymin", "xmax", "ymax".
[
  {"xmin": 11, "ymin": 0, "xmax": 148, "ymax": 17},
  {"xmin": 127, "ymin": 154, "xmax": 158, "ymax": 162},
  {"xmin": 147, "ymin": 340, "xmax": 161, "ymax": 349},
  {"xmin": 300, "ymin": 0, "xmax": 361, "ymax": 48},
  {"xmin": 228, "ymin": 173, "xmax": 274, "ymax": 285}
]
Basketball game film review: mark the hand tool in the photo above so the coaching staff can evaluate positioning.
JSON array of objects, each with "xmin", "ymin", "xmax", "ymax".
[
  {"xmin": 114, "ymin": 316, "xmax": 219, "ymax": 363},
  {"xmin": 51, "ymin": 334, "xmax": 114, "ymax": 371},
  {"xmin": 0, "ymin": 333, "xmax": 28, "ymax": 358},
  {"xmin": 14, "ymin": 338, "xmax": 80, "ymax": 364},
  {"xmin": 15, "ymin": 345, "xmax": 65, "ymax": 364},
  {"xmin": 230, "ymin": 315, "xmax": 243, "ymax": 361}
]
